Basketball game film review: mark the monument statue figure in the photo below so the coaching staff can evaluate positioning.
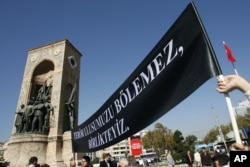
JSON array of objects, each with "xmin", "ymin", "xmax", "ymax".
[
  {"xmin": 43, "ymin": 97, "xmax": 54, "ymax": 132},
  {"xmin": 65, "ymin": 83, "xmax": 76, "ymax": 130},
  {"xmin": 23, "ymin": 100, "xmax": 34, "ymax": 132},
  {"xmin": 67, "ymin": 100, "xmax": 75, "ymax": 130},
  {"xmin": 15, "ymin": 104, "xmax": 25, "ymax": 133},
  {"xmin": 31, "ymin": 100, "xmax": 47, "ymax": 133}
]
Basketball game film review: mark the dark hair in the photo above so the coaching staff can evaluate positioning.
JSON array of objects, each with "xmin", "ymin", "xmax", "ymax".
[
  {"xmin": 212, "ymin": 153, "xmax": 229, "ymax": 166},
  {"xmin": 82, "ymin": 155, "xmax": 91, "ymax": 163},
  {"xmin": 104, "ymin": 153, "xmax": 111, "ymax": 157},
  {"xmin": 29, "ymin": 156, "xmax": 38, "ymax": 165},
  {"xmin": 40, "ymin": 163, "xmax": 50, "ymax": 167}
]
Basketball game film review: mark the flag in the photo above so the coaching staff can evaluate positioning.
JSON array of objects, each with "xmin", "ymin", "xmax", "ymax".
[
  {"xmin": 71, "ymin": 2, "xmax": 221, "ymax": 153},
  {"xmin": 223, "ymin": 41, "xmax": 236, "ymax": 63}
]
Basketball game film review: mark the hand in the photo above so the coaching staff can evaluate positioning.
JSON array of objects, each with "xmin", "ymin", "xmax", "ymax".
[
  {"xmin": 230, "ymin": 143, "xmax": 250, "ymax": 151},
  {"xmin": 216, "ymin": 75, "xmax": 250, "ymax": 93},
  {"xmin": 70, "ymin": 158, "xmax": 76, "ymax": 167}
]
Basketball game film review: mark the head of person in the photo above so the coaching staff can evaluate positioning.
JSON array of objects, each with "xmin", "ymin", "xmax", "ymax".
[
  {"xmin": 118, "ymin": 158, "xmax": 128, "ymax": 167},
  {"xmin": 29, "ymin": 156, "xmax": 38, "ymax": 165},
  {"xmin": 40, "ymin": 163, "xmax": 50, "ymax": 167},
  {"xmin": 212, "ymin": 153, "xmax": 229, "ymax": 167},
  {"xmin": 81, "ymin": 155, "xmax": 91, "ymax": 167},
  {"xmin": 202, "ymin": 147, "xmax": 206, "ymax": 153},
  {"xmin": 104, "ymin": 153, "xmax": 111, "ymax": 161}
]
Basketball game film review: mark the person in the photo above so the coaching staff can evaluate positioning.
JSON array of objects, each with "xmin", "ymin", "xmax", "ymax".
[
  {"xmin": 138, "ymin": 157, "xmax": 144, "ymax": 167},
  {"xmin": 211, "ymin": 153, "xmax": 229, "ymax": 167},
  {"xmin": 28, "ymin": 156, "xmax": 39, "ymax": 167},
  {"xmin": 0, "ymin": 161, "xmax": 10, "ymax": 167},
  {"xmin": 217, "ymin": 75, "xmax": 250, "ymax": 151},
  {"xmin": 100, "ymin": 153, "xmax": 113, "ymax": 167},
  {"xmin": 194, "ymin": 150, "xmax": 201, "ymax": 167},
  {"xmin": 40, "ymin": 164, "xmax": 50, "ymax": 167},
  {"xmin": 200, "ymin": 147, "xmax": 212, "ymax": 167},
  {"xmin": 166, "ymin": 150, "xmax": 175, "ymax": 167},
  {"xmin": 81, "ymin": 156, "xmax": 91, "ymax": 167},
  {"xmin": 185, "ymin": 150, "xmax": 193, "ymax": 167},
  {"xmin": 110, "ymin": 157, "xmax": 117, "ymax": 167},
  {"xmin": 118, "ymin": 158, "xmax": 128, "ymax": 167},
  {"xmin": 70, "ymin": 155, "xmax": 91, "ymax": 167},
  {"xmin": 69, "ymin": 157, "xmax": 76, "ymax": 167}
]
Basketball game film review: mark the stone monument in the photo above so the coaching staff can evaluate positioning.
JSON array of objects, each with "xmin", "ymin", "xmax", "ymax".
[{"xmin": 4, "ymin": 39, "xmax": 82, "ymax": 167}]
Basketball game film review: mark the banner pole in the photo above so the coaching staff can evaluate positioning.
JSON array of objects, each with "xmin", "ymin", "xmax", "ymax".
[
  {"xmin": 219, "ymin": 75, "xmax": 242, "ymax": 144},
  {"xmin": 232, "ymin": 63, "xmax": 239, "ymax": 76}
]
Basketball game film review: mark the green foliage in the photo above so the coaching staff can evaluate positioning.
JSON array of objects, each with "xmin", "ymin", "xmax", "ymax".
[
  {"xmin": 173, "ymin": 130, "xmax": 184, "ymax": 143},
  {"xmin": 91, "ymin": 157, "xmax": 99, "ymax": 164},
  {"xmin": 185, "ymin": 135, "xmax": 197, "ymax": 146},
  {"xmin": 141, "ymin": 123, "xmax": 172, "ymax": 155},
  {"xmin": 184, "ymin": 135, "xmax": 197, "ymax": 151},
  {"xmin": 142, "ymin": 124, "xmax": 200, "ymax": 162},
  {"xmin": 203, "ymin": 128, "xmax": 218, "ymax": 143},
  {"xmin": 202, "ymin": 110, "xmax": 250, "ymax": 143},
  {"xmin": 172, "ymin": 130, "xmax": 186, "ymax": 161}
]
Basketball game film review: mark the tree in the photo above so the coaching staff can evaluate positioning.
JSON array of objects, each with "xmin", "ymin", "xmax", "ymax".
[
  {"xmin": 203, "ymin": 128, "xmax": 218, "ymax": 143},
  {"xmin": 172, "ymin": 130, "xmax": 185, "ymax": 161},
  {"xmin": 203, "ymin": 110, "xmax": 250, "ymax": 144},
  {"xmin": 142, "ymin": 130, "xmax": 155, "ymax": 149},
  {"xmin": 184, "ymin": 135, "xmax": 197, "ymax": 150},
  {"xmin": 141, "ymin": 123, "xmax": 173, "ymax": 155}
]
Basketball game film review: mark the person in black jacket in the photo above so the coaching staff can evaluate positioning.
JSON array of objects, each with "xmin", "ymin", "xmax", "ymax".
[
  {"xmin": 100, "ymin": 153, "xmax": 113, "ymax": 167},
  {"xmin": 200, "ymin": 147, "xmax": 212, "ymax": 167},
  {"xmin": 185, "ymin": 150, "xmax": 193, "ymax": 167}
]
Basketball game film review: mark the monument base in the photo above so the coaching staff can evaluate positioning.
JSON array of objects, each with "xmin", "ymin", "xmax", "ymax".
[
  {"xmin": 4, "ymin": 133, "xmax": 48, "ymax": 167},
  {"xmin": 4, "ymin": 132, "xmax": 75, "ymax": 167}
]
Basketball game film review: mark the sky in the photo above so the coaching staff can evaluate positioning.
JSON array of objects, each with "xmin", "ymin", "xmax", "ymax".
[{"xmin": 1, "ymin": 0, "xmax": 250, "ymax": 143}]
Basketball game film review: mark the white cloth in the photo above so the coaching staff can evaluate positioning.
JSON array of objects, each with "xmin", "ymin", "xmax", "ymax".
[
  {"xmin": 194, "ymin": 152, "xmax": 201, "ymax": 162},
  {"xmin": 139, "ymin": 159, "xmax": 144, "ymax": 166},
  {"xmin": 167, "ymin": 154, "xmax": 175, "ymax": 167},
  {"xmin": 28, "ymin": 165, "xmax": 36, "ymax": 167}
]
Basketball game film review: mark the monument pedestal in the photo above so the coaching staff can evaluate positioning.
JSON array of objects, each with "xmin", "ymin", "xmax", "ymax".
[
  {"xmin": 5, "ymin": 134, "xmax": 48, "ymax": 167},
  {"xmin": 5, "ymin": 132, "xmax": 75, "ymax": 167}
]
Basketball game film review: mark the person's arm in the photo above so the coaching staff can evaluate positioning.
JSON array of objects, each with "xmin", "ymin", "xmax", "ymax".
[
  {"xmin": 230, "ymin": 143, "xmax": 250, "ymax": 151},
  {"xmin": 217, "ymin": 75, "xmax": 250, "ymax": 93},
  {"xmin": 70, "ymin": 158, "xmax": 76, "ymax": 167},
  {"xmin": 217, "ymin": 75, "xmax": 250, "ymax": 101}
]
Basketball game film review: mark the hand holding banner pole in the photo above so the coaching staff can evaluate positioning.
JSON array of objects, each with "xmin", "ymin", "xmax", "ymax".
[{"xmin": 218, "ymin": 74, "xmax": 242, "ymax": 144}]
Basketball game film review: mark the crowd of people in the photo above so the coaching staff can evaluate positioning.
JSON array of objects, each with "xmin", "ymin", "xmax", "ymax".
[{"xmin": 69, "ymin": 153, "xmax": 127, "ymax": 167}]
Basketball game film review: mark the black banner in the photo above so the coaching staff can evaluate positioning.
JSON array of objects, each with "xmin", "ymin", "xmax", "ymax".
[{"xmin": 71, "ymin": 2, "xmax": 221, "ymax": 153}]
